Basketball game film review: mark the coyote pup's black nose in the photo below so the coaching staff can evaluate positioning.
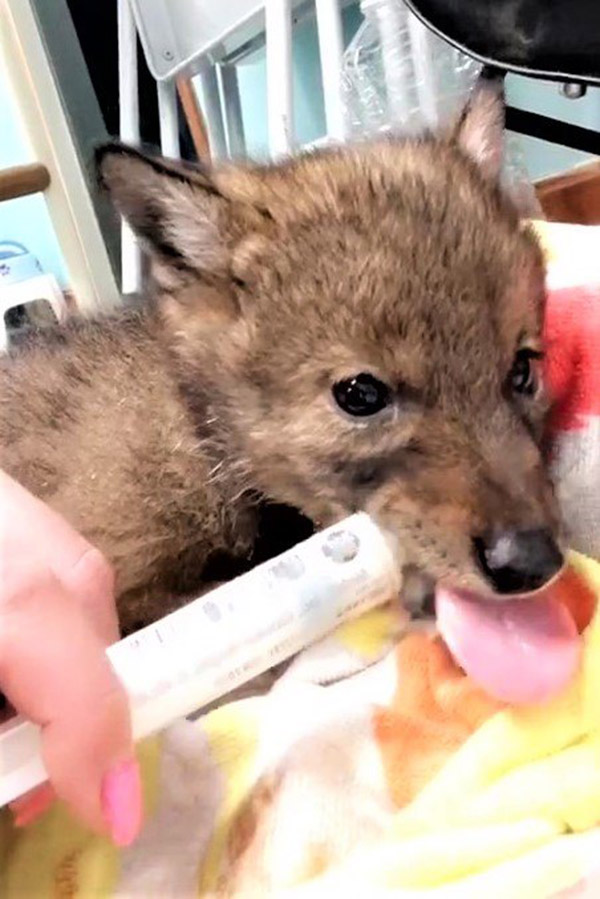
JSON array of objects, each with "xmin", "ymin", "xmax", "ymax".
[{"xmin": 473, "ymin": 528, "xmax": 564, "ymax": 595}]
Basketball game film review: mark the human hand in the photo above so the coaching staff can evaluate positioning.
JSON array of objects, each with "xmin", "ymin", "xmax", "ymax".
[{"xmin": 0, "ymin": 471, "xmax": 142, "ymax": 844}]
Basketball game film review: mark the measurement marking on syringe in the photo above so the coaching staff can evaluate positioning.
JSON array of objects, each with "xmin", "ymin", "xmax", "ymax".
[
  {"xmin": 123, "ymin": 608, "xmax": 301, "ymax": 702},
  {"xmin": 117, "ymin": 564, "xmax": 381, "ymax": 684}
]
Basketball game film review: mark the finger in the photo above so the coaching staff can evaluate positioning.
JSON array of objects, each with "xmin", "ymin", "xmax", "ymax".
[
  {"xmin": 0, "ymin": 472, "xmax": 118, "ymax": 642},
  {"xmin": 0, "ymin": 570, "xmax": 140, "ymax": 839},
  {"xmin": 10, "ymin": 784, "xmax": 55, "ymax": 827}
]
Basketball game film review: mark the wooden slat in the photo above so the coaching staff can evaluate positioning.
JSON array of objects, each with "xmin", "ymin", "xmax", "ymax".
[
  {"xmin": 0, "ymin": 163, "xmax": 50, "ymax": 202},
  {"xmin": 536, "ymin": 162, "xmax": 600, "ymax": 225},
  {"xmin": 176, "ymin": 76, "xmax": 211, "ymax": 161}
]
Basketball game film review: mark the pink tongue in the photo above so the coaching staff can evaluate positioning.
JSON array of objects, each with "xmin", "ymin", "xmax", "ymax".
[{"xmin": 436, "ymin": 587, "xmax": 581, "ymax": 704}]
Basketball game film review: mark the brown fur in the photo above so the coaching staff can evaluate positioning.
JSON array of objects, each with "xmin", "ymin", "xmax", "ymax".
[{"xmin": 0, "ymin": 83, "xmax": 555, "ymax": 634}]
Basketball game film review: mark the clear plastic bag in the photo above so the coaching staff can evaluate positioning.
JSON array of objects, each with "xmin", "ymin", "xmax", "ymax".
[{"xmin": 341, "ymin": 0, "xmax": 541, "ymax": 215}]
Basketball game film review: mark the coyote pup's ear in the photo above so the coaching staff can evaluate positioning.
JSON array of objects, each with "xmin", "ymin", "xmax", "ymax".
[
  {"xmin": 452, "ymin": 75, "xmax": 505, "ymax": 182},
  {"xmin": 96, "ymin": 143, "xmax": 270, "ymax": 281}
]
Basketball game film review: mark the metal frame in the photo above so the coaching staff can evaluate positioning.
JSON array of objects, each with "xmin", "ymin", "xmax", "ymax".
[{"xmin": 505, "ymin": 107, "xmax": 600, "ymax": 158}]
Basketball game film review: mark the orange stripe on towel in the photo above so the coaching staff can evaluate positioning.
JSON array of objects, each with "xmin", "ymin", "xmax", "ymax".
[
  {"xmin": 373, "ymin": 635, "xmax": 502, "ymax": 809},
  {"xmin": 373, "ymin": 565, "xmax": 596, "ymax": 809}
]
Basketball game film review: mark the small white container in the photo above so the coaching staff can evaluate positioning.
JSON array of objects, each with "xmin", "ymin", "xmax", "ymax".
[{"xmin": 0, "ymin": 241, "xmax": 67, "ymax": 352}]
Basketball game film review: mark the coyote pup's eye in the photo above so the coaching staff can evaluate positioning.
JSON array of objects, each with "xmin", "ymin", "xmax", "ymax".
[
  {"xmin": 332, "ymin": 374, "xmax": 391, "ymax": 417},
  {"xmin": 509, "ymin": 349, "xmax": 542, "ymax": 398}
]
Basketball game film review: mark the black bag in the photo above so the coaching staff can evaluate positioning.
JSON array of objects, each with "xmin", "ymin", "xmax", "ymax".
[
  {"xmin": 404, "ymin": 0, "xmax": 600, "ymax": 154},
  {"xmin": 405, "ymin": 0, "xmax": 600, "ymax": 84}
]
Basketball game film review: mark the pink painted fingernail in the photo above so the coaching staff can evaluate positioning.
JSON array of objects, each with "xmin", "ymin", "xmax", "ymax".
[{"xmin": 101, "ymin": 759, "xmax": 142, "ymax": 847}]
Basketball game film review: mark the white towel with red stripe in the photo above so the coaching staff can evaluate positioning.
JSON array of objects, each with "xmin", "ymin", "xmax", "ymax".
[{"xmin": 543, "ymin": 223, "xmax": 600, "ymax": 558}]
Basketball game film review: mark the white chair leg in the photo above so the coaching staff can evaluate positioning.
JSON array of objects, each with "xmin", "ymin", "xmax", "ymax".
[
  {"xmin": 315, "ymin": 0, "xmax": 346, "ymax": 142},
  {"xmin": 266, "ymin": 0, "xmax": 293, "ymax": 158},
  {"xmin": 196, "ymin": 62, "xmax": 227, "ymax": 161},
  {"xmin": 157, "ymin": 79, "xmax": 180, "ymax": 159},
  {"xmin": 43, "ymin": 274, "xmax": 68, "ymax": 322},
  {"xmin": 118, "ymin": 0, "xmax": 142, "ymax": 295},
  {"xmin": 218, "ymin": 64, "xmax": 246, "ymax": 159},
  {"xmin": 0, "ymin": 314, "xmax": 9, "ymax": 353}
]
